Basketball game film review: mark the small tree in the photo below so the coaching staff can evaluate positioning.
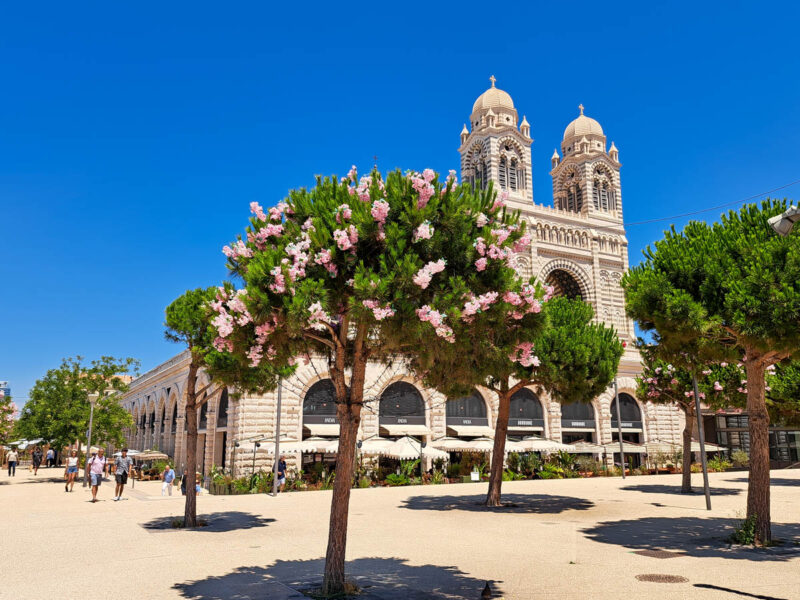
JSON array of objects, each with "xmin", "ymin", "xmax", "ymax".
[
  {"xmin": 623, "ymin": 200, "xmax": 800, "ymax": 543},
  {"xmin": 419, "ymin": 296, "xmax": 623, "ymax": 506},
  {"xmin": 164, "ymin": 288, "xmax": 282, "ymax": 527},
  {"xmin": 16, "ymin": 356, "xmax": 138, "ymax": 452},
  {"xmin": 636, "ymin": 342, "xmax": 745, "ymax": 491},
  {"xmin": 210, "ymin": 168, "xmax": 532, "ymax": 594}
]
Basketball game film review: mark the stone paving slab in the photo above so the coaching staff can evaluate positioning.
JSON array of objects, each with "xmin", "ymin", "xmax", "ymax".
[{"xmin": 1, "ymin": 468, "xmax": 799, "ymax": 599}]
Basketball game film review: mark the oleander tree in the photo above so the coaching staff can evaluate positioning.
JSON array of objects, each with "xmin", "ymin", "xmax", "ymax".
[
  {"xmin": 765, "ymin": 362, "xmax": 800, "ymax": 427},
  {"xmin": 422, "ymin": 296, "xmax": 623, "ymax": 507},
  {"xmin": 164, "ymin": 287, "xmax": 282, "ymax": 528},
  {"xmin": 636, "ymin": 341, "xmax": 746, "ymax": 492},
  {"xmin": 209, "ymin": 167, "xmax": 537, "ymax": 595},
  {"xmin": 0, "ymin": 390, "xmax": 17, "ymax": 446},
  {"xmin": 622, "ymin": 200, "xmax": 800, "ymax": 544},
  {"xmin": 15, "ymin": 356, "xmax": 138, "ymax": 452}
]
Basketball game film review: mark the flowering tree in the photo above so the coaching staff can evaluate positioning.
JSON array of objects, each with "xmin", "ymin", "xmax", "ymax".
[
  {"xmin": 423, "ymin": 296, "xmax": 623, "ymax": 506},
  {"xmin": 15, "ymin": 356, "xmax": 138, "ymax": 451},
  {"xmin": 0, "ymin": 390, "xmax": 17, "ymax": 446},
  {"xmin": 623, "ymin": 200, "xmax": 800, "ymax": 544},
  {"xmin": 210, "ymin": 167, "xmax": 534, "ymax": 595},
  {"xmin": 637, "ymin": 342, "xmax": 746, "ymax": 492}
]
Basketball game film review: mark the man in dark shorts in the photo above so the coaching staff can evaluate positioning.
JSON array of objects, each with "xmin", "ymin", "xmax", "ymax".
[
  {"xmin": 113, "ymin": 448, "xmax": 134, "ymax": 502},
  {"xmin": 88, "ymin": 448, "xmax": 108, "ymax": 503}
]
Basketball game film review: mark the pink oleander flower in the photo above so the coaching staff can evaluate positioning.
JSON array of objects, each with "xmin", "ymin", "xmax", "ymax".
[
  {"xmin": 477, "ymin": 291, "xmax": 498, "ymax": 310},
  {"xmin": 212, "ymin": 312, "xmax": 234, "ymax": 338},
  {"xmin": 684, "ymin": 391, "xmax": 693, "ymax": 398},
  {"xmin": 348, "ymin": 165, "xmax": 357, "ymax": 182},
  {"xmin": 315, "ymin": 248, "xmax": 332, "ymax": 265},
  {"xmin": 413, "ymin": 221, "xmax": 434, "ymax": 242},
  {"xmin": 213, "ymin": 337, "xmax": 234, "ymax": 352},
  {"xmin": 476, "ymin": 213, "xmax": 489, "ymax": 228},
  {"xmin": 250, "ymin": 201, "xmax": 267, "ymax": 222},
  {"xmin": 416, "ymin": 305, "xmax": 444, "ymax": 328},
  {"xmin": 474, "ymin": 237, "xmax": 487, "ymax": 256},
  {"xmin": 492, "ymin": 190, "xmax": 508, "ymax": 211},
  {"xmin": 363, "ymin": 299, "xmax": 395, "ymax": 320},
  {"xmin": 503, "ymin": 291, "xmax": 523, "ymax": 306},
  {"xmin": 509, "ymin": 342, "xmax": 540, "ymax": 367},
  {"xmin": 702, "ymin": 369, "xmax": 712, "ymax": 375},
  {"xmin": 336, "ymin": 204, "xmax": 352, "ymax": 224},
  {"xmin": 422, "ymin": 168, "xmax": 435, "ymax": 183},
  {"xmin": 475, "ymin": 258, "xmax": 487, "ymax": 271},
  {"xmin": 333, "ymin": 226, "xmax": 358, "ymax": 251},
  {"xmin": 269, "ymin": 266, "xmax": 286, "ymax": 294},
  {"xmin": 248, "ymin": 345, "xmax": 263, "ymax": 367},
  {"xmin": 720, "ymin": 362, "xmax": 728, "ymax": 367},
  {"xmin": 302, "ymin": 218, "xmax": 315, "ymax": 231},
  {"xmin": 412, "ymin": 259, "xmax": 446, "ymax": 289},
  {"xmin": 308, "ymin": 301, "xmax": 332, "ymax": 330},
  {"xmin": 462, "ymin": 298, "xmax": 481, "ymax": 316},
  {"xmin": 371, "ymin": 199, "xmax": 389, "ymax": 224},
  {"xmin": 671, "ymin": 378, "xmax": 679, "ymax": 385},
  {"xmin": 513, "ymin": 232, "xmax": 532, "ymax": 253},
  {"xmin": 491, "ymin": 227, "xmax": 511, "ymax": 244},
  {"xmin": 446, "ymin": 170, "xmax": 457, "ymax": 185}
]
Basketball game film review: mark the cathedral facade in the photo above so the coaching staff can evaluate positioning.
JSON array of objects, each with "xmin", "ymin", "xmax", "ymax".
[{"xmin": 118, "ymin": 81, "xmax": 684, "ymax": 476}]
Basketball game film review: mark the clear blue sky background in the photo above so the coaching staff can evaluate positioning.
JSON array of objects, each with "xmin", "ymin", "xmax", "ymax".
[{"xmin": 2, "ymin": 1, "xmax": 799, "ymax": 404}]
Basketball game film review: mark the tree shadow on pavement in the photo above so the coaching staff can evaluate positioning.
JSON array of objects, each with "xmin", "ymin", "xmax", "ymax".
[
  {"xmin": 400, "ymin": 493, "xmax": 593, "ymax": 513},
  {"xmin": 583, "ymin": 517, "xmax": 800, "ymax": 561},
  {"xmin": 174, "ymin": 557, "xmax": 503, "ymax": 600},
  {"xmin": 7, "ymin": 476, "xmax": 67, "ymax": 484},
  {"xmin": 731, "ymin": 477, "xmax": 800, "ymax": 487},
  {"xmin": 621, "ymin": 484, "xmax": 741, "ymax": 496},
  {"xmin": 141, "ymin": 512, "xmax": 275, "ymax": 533}
]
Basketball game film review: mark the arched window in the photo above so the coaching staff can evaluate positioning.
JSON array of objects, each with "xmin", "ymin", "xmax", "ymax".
[
  {"xmin": 199, "ymin": 402, "xmax": 207, "ymax": 430},
  {"xmin": 149, "ymin": 410, "xmax": 155, "ymax": 430},
  {"xmin": 509, "ymin": 158, "xmax": 518, "ymax": 191},
  {"xmin": 160, "ymin": 405, "xmax": 165, "ymax": 433},
  {"xmin": 217, "ymin": 389, "xmax": 229, "ymax": 428},
  {"xmin": 611, "ymin": 393, "xmax": 642, "ymax": 427},
  {"xmin": 509, "ymin": 388, "xmax": 544, "ymax": 430},
  {"xmin": 446, "ymin": 390, "xmax": 487, "ymax": 423},
  {"xmin": 379, "ymin": 382, "xmax": 425, "ymax": 425},
  {"xmin": 592, "ymin": 181, "xmax": 600, "ymax": 210},
  {"xmin": 171, "ymin": 403, "xmax": 177, "ymax": 433},
  {"xmin": 499, "ymin": 156, "xmax": 507, "ymax": 189},
  {"xmin": 560, "ymin": 401, "xmax": 596, "ymax": 432},
  {"xmin": 303, "ymin": 379, "xmax": 337, "ymax": 418}
]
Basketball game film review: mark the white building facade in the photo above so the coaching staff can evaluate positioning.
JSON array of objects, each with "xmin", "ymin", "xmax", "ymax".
[{"xmin": 120, "ymin": 80, "xmax": 684, "ymax": 475}]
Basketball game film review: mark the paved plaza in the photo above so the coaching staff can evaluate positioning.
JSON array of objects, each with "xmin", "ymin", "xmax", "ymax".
[{"xmin": 2, "ymin": 469, "xmax": 799, "ymax": 600}]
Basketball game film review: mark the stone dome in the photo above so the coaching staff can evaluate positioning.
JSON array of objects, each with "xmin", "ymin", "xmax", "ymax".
[
  {"xmin": 472, "ymin": 77, "xmax": 515, "ymax": 114},
  {"xmin": 563, "ymin": 105, "xmax": 604, "ymax": 140}
]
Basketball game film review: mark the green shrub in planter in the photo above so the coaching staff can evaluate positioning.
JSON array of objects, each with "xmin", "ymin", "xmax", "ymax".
[{"xmin": 731, "ymin": 449, "xmax": 749, "ymax": 468}]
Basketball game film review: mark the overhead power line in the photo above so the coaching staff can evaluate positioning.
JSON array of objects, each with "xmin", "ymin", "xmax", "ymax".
[{"xmin": 624, "ymin": 179, "xmax": 800, "ymax": 227}]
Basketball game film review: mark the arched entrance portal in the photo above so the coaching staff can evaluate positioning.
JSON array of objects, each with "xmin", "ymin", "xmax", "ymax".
[
  {"xmin": 379, "ymin": 382, "xmax": 428, "ymax": 438},
  {"xmin": 610, "ymin": 393, "xmax": 643, "ymax": 443},
  {"xmin": 508, "ymin": 388, "xmax": 544, "ymax": 436},
  {"xmin": 560, "ymin": 401, "xmax": 596, "ymax": 444},
  {"xmin": 302, "ymin": 379, "xmax": 339, "ymax": 438},
  {"xmin": 546, "ymin": 269, "xmax": 583, "ymax": 299},
  {"xmin": 446, "ymin": 390, "xmax": 491, "ymax": 437}
]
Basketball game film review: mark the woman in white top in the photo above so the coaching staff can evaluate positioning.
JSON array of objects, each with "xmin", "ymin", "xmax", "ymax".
[{"xmin": 64, "ymin": 449, "xmax": 79, "ymax": 492}]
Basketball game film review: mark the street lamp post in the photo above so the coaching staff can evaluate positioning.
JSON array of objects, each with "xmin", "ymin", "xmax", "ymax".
[
  {"xmin": 272, "ymin": 378, "xmax": 283, "ymax": 497},
  {"xmin": 82, "ymin": 392, "xmax": 100, "ymax": 487},
  {"xmin": 613, "ymin": 378, "xmax": 626, "ymax": 480},
  {"xmin": 692, "ymin": 373, "xmax": 712, "ymax": 510},
  {"xmin": 252, "ymin": 442, "xmax": 261, "ymax": 474}
]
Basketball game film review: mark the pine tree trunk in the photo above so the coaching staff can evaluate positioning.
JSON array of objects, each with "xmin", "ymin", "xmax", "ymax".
[
  {"xmin": 321, "ymin": 323, "xmax": 366, "ymax": 596},
  {"xmin": 681, "ymin": 405, "xmax": 694, "ymax": 493},
  {"xmin": 745, "ymin": 357, "xmax": 771, "ymax": 544},
  {"xmin": 486, "ymin": 385, "xmax": 512, "ymax": 507},
  {"xmin": 184, "ymin": 362, "xmax": 198, "ymax": 528}
]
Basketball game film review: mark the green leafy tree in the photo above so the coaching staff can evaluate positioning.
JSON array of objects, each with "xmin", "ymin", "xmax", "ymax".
[
  {"xmin": 164, "ymin": 287, "xmax": 282, "ymax": 527},
  {"xmin": 209, "ymin": 167, "xmax": 534, "ymax": 594},
  {"xmin": 0, "ymin": 390, "xmax": 17, "ymax": 445},
  {"xmin": 766, "ymin": 362, "xmax": 800, "ymax": 427},
  {"xmin": 424, "ymin": 296, "xmax": 622, "ymax": 506},
  {"xmin": 15, "ymin": 356, "xmax": 138, "ymax": 452},
  {"xmin": 636, "ymin": 341, "xmax": 746, "ymax": 492},
  {"xmin": 622, "ymin": 200, "xmax": 800, "ymax": 543}
]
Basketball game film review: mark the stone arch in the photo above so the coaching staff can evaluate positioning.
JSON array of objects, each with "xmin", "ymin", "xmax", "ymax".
[
  {"xmin": 375, "ymin": 376, "xmax": 434, "ymax": 436},
  {"xmin": 538, "ymin": 259, "xmax": 592, "ymax": 302},
  {"xmin": 511, "ymin": 253, "xmax": 533, "ymax": 279}
]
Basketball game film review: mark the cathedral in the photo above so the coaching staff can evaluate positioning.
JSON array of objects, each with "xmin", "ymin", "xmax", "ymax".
[{"xmin": 118, "ymin": 80, "xmax": 684, "ymax": 476}]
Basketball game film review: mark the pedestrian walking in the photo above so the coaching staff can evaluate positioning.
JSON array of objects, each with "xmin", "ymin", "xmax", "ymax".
[
  {"xmin": 113, "ymin": 448, "xmax": 134, "ymax": 501},
  {"xmin": 46, "ymin": 448, "xmax": 55, "ymax": 468},
  {"xmin": 277, "ymin": 455, "xmax": 287, "ymax": 493},
  {"xmin": 161, "ymin": 464, "xmax": 175, "ymax": 496},
  {"xmin": 64, "ymin": 449, "xmax": 79, "ymax": 492},
  {"xmin": 32, "ymin": 446, "xmax": 43, "ymax": 475},
  {"xmin": 88, "ymin": 448, "xmax": 108, "ymax": 503},
  {"xmin": 6, "ymin": 448, "xmax": 18, "ymax": 477}
]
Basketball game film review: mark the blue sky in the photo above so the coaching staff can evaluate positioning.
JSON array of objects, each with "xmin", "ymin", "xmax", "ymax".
[{"xmin": 2, "ymin": 1, "xmax": 799, "ymax": 403}]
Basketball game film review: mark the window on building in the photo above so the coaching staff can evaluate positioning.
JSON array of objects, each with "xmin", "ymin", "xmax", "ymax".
[
  {"xmin": 611, "ymin": 393, "xmax": 642, "ymax": 426},
  {"xmin": 446, "ymin": 390, "xmax": 486, "ymax": 420},
  {"xmin": 379, "ymin": 382, "xmax": 424, "ymax": 420},
  {"xmin": 171, "ymin": 403, "xmax": 177, "ymax": 433},
  {"xmin": 160, "ymin": 406, "xmax": 165, "ymax": 433},
  {"xmin": 199, "ymin": 402, "xmax": 207, "ymax": 430},
  {"xmin": 499, "ymin": 157, "xmax": 507, "ymax": 189},
  {"xmin": 217, "ymin": 388, "xmax": 229, "ymax": 428},
  {"xmin": 303, "ymin": 379, "xmax": 337, "ymax": 417},
  {"xmin": 509, "ymin": 159, "xmax": 518, "ymax": 191}
]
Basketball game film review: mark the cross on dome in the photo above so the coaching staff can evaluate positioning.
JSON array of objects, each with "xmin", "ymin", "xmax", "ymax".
[
  {"xmin": 579, "ymin": 104, "xmax": 584, "ymax": 115},
  {"xmin": 489, "ymin": 75, "xmax": 496, "ymax": 87}
]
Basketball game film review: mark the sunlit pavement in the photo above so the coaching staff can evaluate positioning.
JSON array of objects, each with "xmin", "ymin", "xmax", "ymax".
[{"xmin": 2, "ymin": 467, "xmax": 799, "ymax": 599}]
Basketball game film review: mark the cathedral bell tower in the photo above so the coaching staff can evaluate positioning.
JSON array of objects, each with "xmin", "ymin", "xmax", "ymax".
[
  {"xmin": 550, "ymin": 105, "xmax": 623, "ymax": 219},
  {"xmin": 458, "ymin": 76, "xmax": 533, "ymax": 208}
]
